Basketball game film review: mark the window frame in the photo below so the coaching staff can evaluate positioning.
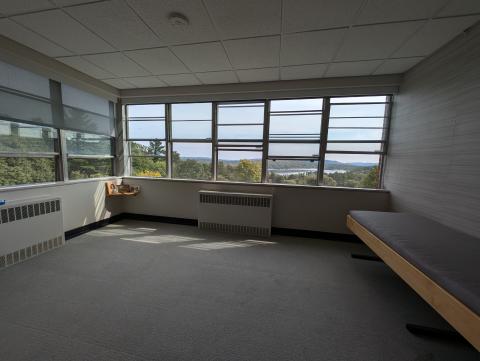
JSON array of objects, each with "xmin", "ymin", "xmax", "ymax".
[{"xmin": 125, "ymin": 95, "xmax": 392, "ymax": 190}]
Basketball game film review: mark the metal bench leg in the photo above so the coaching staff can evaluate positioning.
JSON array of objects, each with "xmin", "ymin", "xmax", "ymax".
[
  {"xmin": 406, "ymin": 323, "xmax": 472, "ymax": 347},
  {"xmin": 351, "ymin": 253, "xmax": 383, "ymax": 262}
]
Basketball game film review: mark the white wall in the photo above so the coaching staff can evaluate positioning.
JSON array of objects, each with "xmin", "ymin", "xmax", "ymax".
[
  {"xmin": 0, "ymin": 178, "xmax": 123, "ymax": 232},
  {"xmin": 122, "ymin": 177, "xmax": 390, "ymax": 234},
  {"xmin": 384, "ymin": 22, "xmax": 480, "ymax": 237}
]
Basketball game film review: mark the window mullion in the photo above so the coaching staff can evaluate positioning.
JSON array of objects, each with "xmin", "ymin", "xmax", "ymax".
[
  {"xmin": 317, "ymin": 97, "xmax": 330, "ymax": 185},
  {"xmin": 261, "ymin": 100, "xmax": 270, "ymax": 183},
  {"xmin": 165, "ymin": 104, "xmax": 172, "ymax": 178},
  {"xmin": 212, "ymin": 102, "xmax": 218, "ymax": 181}
]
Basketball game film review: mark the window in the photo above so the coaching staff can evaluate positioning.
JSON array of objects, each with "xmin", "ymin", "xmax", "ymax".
[
  {"xmin": 0, "ymin": 120, "xmax": 58, "ymax": 186},
  {"xmin": 267, "ymin": 98, "xmax": 323, "ymax": 185},
  {"xmin": 324, "ymin": 96, "xmax": 389, "ymax": 188},
  {"xmin": 171, "ymin": 103, "xmax": 212, "ymax": 180},
  {"xmin": 65, "ymin": 131, "xmax": 113, "ymax": 180},
  {"xmin": 216, "ymin": 102, "xmax": 264, "ymax": 183},
  {"xmin": 127, "ymin": 104, "xmax": 167, "ymax": 177},
  {"xmin": 126, "ymin": 96, "xmax": 391, "ymax": 189}
]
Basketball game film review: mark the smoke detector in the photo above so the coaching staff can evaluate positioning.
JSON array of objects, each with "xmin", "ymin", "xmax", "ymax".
[{"xmin": 168, "ymin": 12, "xmax": 189, "ymax": 27}]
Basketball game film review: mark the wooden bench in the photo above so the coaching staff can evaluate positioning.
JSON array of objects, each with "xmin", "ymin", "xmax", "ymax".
[{"xmin": 347, "ymin": 211, "xmax": 480, "ymax": 351}]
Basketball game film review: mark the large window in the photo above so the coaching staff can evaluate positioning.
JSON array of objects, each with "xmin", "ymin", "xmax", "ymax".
[
  {"xmin": 65, "ymin": 131, "xmax": 113, "ymax": 180},
  {"xmin": 324, "ymin": 96, "xmax": 389, "ymax": 188},
  {"xmin": 127, "ymin": 104, "xmax": 167, "ymax": 178},
  {"xmin": 126, "ymin": 95, "xmax": 391, "ymax": 189},
  {"xmin": 216, "ymin": 102, "xmax": 264, "ymax": 183},
  {"xmin": 0, "ymin": 59, "xmax": 116, "ymax": 187},
  {"xmin": 0, "ymin": 120, "xmax": 58, "ymax": 186},
  {"xmin": 267, "ymin": 98, "xmax": 323, "ymax": 185},
  {"xmin": 171, "ymin": 103, "xmax": 212, "ymax": 180}
]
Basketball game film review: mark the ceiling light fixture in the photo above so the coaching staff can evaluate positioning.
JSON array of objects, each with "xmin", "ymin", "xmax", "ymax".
[{"xmin": 168, "ymin": 12, "xmax": 189, "ymax": 27}]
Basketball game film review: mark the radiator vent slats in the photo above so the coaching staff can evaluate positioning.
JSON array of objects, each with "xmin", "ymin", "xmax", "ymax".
[
  {"xmin": 0, "ymin": 200, "xmax": 61, "ymax": 225},
  {"xmin": 0, "ymin": 236, "xmax": 64, "ymax": 270},
  {"xmin": 0, "ymin": 197, "xmax": 64, "ymax": 271},
  {"xmin": 198, "ymin": 191, "xmax": 273, "ymax": 237},
  {"xmin": 199, "ymin": 193, "xmax": 271, "ymax": 208}
]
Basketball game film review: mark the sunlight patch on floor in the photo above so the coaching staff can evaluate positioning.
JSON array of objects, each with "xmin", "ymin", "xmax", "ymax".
[
  {"xmin": 180, "ymin": 239, "xmax": 276, "ymax": 251},
  {"xmin": 121, "ymin": 234, "xmax": 205, "ymax": 244}
]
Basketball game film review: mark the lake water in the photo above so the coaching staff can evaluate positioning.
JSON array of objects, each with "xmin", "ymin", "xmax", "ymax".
[{"xmin": 271, "ymin": 168, "xmax": 347, "ymax": 175}]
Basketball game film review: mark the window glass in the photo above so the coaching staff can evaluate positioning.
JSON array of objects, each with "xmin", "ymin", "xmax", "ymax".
[
  {"xmin": 172, "ymin": 143, "xmax": 212, "ymax": 180},
  {"xmin": 330, "ymin": 104, "xmax": 386, "ymax": 118},
  {"xmin": 330, "ymin": 96, "xmax": 387, "ymax": 103},
  {"xmin": 0, "ymin": 120, "xmax": 57, "ymax": 153},
  {"xmin": 0, "ymin": 89, "xmax": 52, "ymax": 125},
  {"xmin": 68, "ymin": 158, "xmax": 112, "ymax": 180},
  {"xmin": 0, "ymin": 60, "xmax": 50, "ymax": 98},
  {"xmin": 323, "ymin": 154, "xmax": 380, "ymax": 189},
  {"xmin": 127, "ymin": 104, "xmax": 165, "ymax": 118},
  {"xmin": 63, "ymin": 107, "xmax": 114, "ymax": 137},
  {"xmin": 217, "ymin": 103, "xmax": 264, "ymax": 124},
  {"xmin": 128, "ymin": 120, "xmax": 165, "ymax": 139},
  {"xmin": 269, "ymin": 114, "xmax": 321, "ymax": 140},
  {"xmin": 267, "ymin": 159, "xmax": 318, "ymax": 185},
  {"xmin": 217, "ymin": 150, "xmax": 262, "ymax": 183},
  {"xmin": 61, "ymin": 84, "xmax": 110, "ymax": 116},
  {"xmin": 129, "ymin": 140, "xmax": 167, "ymax": 178},
  {"xmin": 0, "ymin": 158, "xmax": 55, "ymax": 186},
  {"xmin": 326, "ymin": 142, "xmax": 382, "ymax": 152},
  {"xmin": 327, "ymin": 129, "xmax": 384, "ymax": 141},
  {"xmin": 270, "ymin": 98, "xmax": 323, "ymax": 111},
  {"xmin": 171, "ymin": 103, "xmax": 211, "ymax": 120},
  {"xmin": 268, "ymin": 143, "xmax": 320, "ymax": 157},
  {"xmin": 65, "ymin": 131, "xmax": 111, "ymax": 156}
]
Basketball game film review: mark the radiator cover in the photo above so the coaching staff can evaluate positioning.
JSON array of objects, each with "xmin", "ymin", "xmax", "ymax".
[
  {"xmin": 198, "ymin": 190, "xmax": 273, "ymax": 237},
  {"xmin": 0, "ymin": 196, "xmax": 64, "ymax": 270}
]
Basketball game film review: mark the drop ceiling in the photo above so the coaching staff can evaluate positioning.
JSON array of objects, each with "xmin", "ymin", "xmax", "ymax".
[{"xmin": 0, "ymin": 0, "xmax": 479, "ymax": 90}]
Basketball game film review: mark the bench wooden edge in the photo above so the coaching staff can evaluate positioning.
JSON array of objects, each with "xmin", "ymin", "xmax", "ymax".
[{"xmin": 346, "ymin": 214, "xmax": 480, "ymax": 351}]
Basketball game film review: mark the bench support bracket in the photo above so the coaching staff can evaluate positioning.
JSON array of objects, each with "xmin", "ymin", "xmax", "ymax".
[
  {"xmin": 351, "ymin": 253, "xmax": 383, "ymax": 262},
  {"xmin": 406, "ymin": 323, "xmax": 472, "ymax": 346}
]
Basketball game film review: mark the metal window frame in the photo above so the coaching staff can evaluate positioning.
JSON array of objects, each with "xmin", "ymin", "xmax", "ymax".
[{"xmin": 124, "ymin": 95, "xmax": 393, "ymax": 189}]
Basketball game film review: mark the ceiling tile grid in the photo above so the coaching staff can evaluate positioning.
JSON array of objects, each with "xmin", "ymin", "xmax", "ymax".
[{"xmin": 0, "ymin": 0, "xmax": 477, "ymax": 89}]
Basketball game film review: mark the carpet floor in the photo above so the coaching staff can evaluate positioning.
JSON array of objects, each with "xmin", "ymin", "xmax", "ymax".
[{"xmin": 0, "ymin": 220, "xmax": 477, "ymax": 361}]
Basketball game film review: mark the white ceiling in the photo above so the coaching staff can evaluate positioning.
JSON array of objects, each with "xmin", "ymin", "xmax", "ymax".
[{"xmin": 0, "ymin": 0, "xmax": 479, "ymax": 89}]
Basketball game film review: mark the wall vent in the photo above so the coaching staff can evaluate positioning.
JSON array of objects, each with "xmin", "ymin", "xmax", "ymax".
[
  {"xmin": 0, "ymin": 197, "xmax": 64, "ymax": 271},
  {"xmin": 198, "ymin": 191, "xmax": 273, "ymax": 237}
]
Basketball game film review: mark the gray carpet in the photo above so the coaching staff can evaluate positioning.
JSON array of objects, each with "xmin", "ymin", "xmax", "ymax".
[{"xmin": 0, "ymin": 220, "xmax": 477, "ymax": 361}]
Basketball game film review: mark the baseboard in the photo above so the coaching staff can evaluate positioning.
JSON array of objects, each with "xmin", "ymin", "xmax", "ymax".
[
  {"xmin": 64, "ymin": 214, "xmax": 124, "ymax": 240},
  {"xmin": 65, "ymin": 212, "xmax": 360, "ymax": 243}
]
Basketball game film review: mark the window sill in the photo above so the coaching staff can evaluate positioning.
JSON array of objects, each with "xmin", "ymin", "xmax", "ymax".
[
  {"xmin": 0, "ymin": 176, "xmax": 122, "ymax": 193},
  {"xmin": 123, "ymin": 176, "xmax": 389, "ymax": 193}
]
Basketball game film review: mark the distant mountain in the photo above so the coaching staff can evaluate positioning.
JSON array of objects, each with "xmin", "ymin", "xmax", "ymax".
[{"xmin": 180, "ymin": 156, "xmax": 376, "ymax": 169}]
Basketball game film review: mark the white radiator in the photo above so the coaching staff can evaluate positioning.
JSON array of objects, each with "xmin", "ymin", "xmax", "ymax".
[
  {"xmin": 198, "ymin": 190, "xmax": 273, "ymax": 237},
  {"xmin": 0, "ymin": 196, "xmax": 64, "ymax": 270}
]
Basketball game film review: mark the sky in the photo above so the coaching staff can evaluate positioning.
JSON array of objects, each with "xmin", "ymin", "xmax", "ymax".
[{"xmin": 127, "ymin": 96, "xmax": 387, "ymax": 164}]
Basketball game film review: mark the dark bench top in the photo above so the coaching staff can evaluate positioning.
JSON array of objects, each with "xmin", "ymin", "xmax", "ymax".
[{"xmin": 349, "ymin": 211, "xmax": 480, "ymax": 317}]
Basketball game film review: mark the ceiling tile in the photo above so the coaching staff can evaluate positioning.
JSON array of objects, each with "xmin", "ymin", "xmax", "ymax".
[
  {"xmin": 283, "ymin": 0, "xmax": 364, "ymax": 33},
  {"xmin": 236, "ymin": 68, "xmax": 280, "ymax": 82},
  {"xmin": 326, "ymin": 60, "xmax": 383, "ymax": 77},
  {"xmin": 172, "ymin": 42, "xmax": 231, "ymax": 72},
  {"xmin": 373, "ymin": 57, "xmax": 424, "ymax": 75},
  {"xmin": 0, "ymin": 18, "xmax": 72, "ymax": 57},
  {"xmin": 126, "ymin": 0, "xmax": 218, "ymax": 45},
  {"xmin": 335, "ymin": 22, "xmax": 424, "ymax": 61},
  {"xmin": 355, "ymin": 0, "xmax": 447, "ymax": 25},
  {"xmin": 393, "ymin": 16, "xmax": 480, "ymax": 58},
  {"xmin": 65, "ymin": 0, "xmax": 163, "ymax": 50},
  {"xmin": 0, "ymin": 0, "xmax": 54, "ymax": 16},
  {"xmin": 196, "ymin": 71, "xmax": 237, "ymax": 84},
  {"xmin": 13, "ymin": 9, "xmax": 115, "ymax": 54},
  {"xmin": 280, "ymin": 63, "xmax": 327, "ymax": 80},
  {"xmin": 84, "ymin": 53, "xmax": 150, "ymax": 77},
  {"xmin": 122, "ymin": 76, "xmax": 166, "ymax": 88},
  {"xmin": 159, "ymin": 73, "xmax": 201, "ymax": 86},
  {"xmin": 102, "ymin": 78, "xmax": 136, "ymax": 89},
  {"xmin": 437, "ymin": 0, "xmax": 480, "ymax": 17},
  {"xmin": 125, "ymin": 48, "xmax": 188, "ymax": 75},
  {"xmin": 224, "ymin": 36, "xmax": 280, "ymax": 69},
  {"xmin": 205, "ymin": 0, "xmax": 281, "ymax": 38},
  {"xmin": 57, "ymin": 56, "xmax": 115, "ymax": 79},
  {"xmin": 282, "ymin": 28, "xmax": 346, "ymax": 65}
]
